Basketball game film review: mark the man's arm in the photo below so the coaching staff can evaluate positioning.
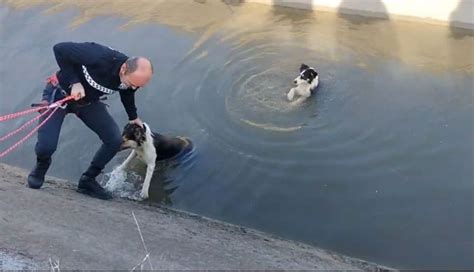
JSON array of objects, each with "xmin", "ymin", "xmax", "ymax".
[
  {"xmin": 119, "ymin": 90, "xmax": 138, "ymax": 121},
  {"xmin": 120, "ymin": 90, "xmax": 143, "ymax": 126},
  {"xmin": 53, "ymin": 42, "xmax": 103, "ymax": 87}
]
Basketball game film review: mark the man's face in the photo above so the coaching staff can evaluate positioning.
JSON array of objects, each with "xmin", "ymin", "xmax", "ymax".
[
  {"xmin": 120, "ymin": 71, "xmax": 150, "ymax": 90},
  {"xmin": 119, "ymin": 59, "xmax": 153, "ymax": 90}
]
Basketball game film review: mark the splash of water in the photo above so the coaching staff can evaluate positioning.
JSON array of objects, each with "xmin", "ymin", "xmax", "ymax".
[{"xmin": 101, "ymin": 168, "xmax": 144, "ymax": 201}]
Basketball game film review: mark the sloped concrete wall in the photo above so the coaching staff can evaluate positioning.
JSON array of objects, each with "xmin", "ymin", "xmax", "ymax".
[{"xmin": 247, "ymin": 0, "xmax": 474, "ymax": 28}]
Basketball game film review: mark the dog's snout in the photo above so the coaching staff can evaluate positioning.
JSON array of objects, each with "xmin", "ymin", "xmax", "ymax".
[
  {"xmin": 293, "ymin": 80, "xmax": 297, "ymax": 84},
  {"xmin": 119, "ymin": 138, "xmax": 130, "ymax": 151},
  {"xmin": 119, "ymin": 143, "xmax": 129, "ymax": 151}
]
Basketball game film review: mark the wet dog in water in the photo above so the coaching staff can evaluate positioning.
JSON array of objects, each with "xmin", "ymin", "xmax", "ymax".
[
  {"xmin": 118, "ymin": 123, "xmax": 192, "ymax": 199},
  {"xmin": 287, "ymin": 64, "xmax": 319, "ymax": 103}
]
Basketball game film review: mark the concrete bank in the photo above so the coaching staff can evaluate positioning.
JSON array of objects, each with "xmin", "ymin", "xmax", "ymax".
[
  {"xmin": 247, "ymin": 0, "xmax": 474, "ymax": 29},
  {"xmin": 0, "ymin": 164, "xmax": 392, "ymax": 270}
]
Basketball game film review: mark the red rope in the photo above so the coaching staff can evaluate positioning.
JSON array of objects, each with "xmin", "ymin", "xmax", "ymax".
[
  {"xmin": 0, "ymin": 95, "xmax": 75, "ymax": 159},
  {"xmin": 0, "ymin": 96, "xmax": 74, "ymax": 122},
  {"xmin": 0, "ymin": 106, "xmax": 49, "ymax": 122},
  {"xmin": 0, "ymin": 106, "xmax": 60, "ymax": 159},
  {"xmin": 0, "ymin": 108, "xmax": 53, "ymax": 143}
]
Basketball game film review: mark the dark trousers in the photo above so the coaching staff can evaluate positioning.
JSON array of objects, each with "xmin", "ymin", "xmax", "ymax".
[{"xmin": 35, "ymin": 83, "xmax": 122, "ymax": 178}]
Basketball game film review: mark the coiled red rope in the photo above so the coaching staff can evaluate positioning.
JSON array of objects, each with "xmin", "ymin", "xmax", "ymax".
[
  {"xmin": 0, "ymin": 96, "xmax": 73, "ymax": 122},
  {"xmin": 0, "ymin": 96, "xmax": 74, "ymax": 159},
  {"xmin": 0, "ymin": 107, "xmax": 52, "ymax": 143}
]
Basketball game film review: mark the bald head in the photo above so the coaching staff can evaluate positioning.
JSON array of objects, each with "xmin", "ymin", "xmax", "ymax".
[
  {"xmin": 120, "ymin": 57, "xmax": 153, "ymax": 89},
  {"xmin": 125, "ymin": 57, "xmax": 153, "ymax": 74}
]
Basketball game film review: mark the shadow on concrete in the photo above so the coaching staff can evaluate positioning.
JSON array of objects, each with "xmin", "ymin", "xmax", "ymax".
[
  {"xmin": 271, "ymin": 0, "xmax": 315, "ymax": 24},
  {"xmin": 337, "ymin": 0, "xmax": 389, "ymax": 26},
  {"xmin": 449, "ymin": 0, "xmax": 474, "ymax": 39},
  {"xmin": 195, "ymin": 0, "xmax": 243, "ymax": 6},
  {"xmin": 272, "ymin": 0, "xmax": 313, "ymax": 10},
  {"xmin": 221, "ymin": 0, "xmax": 244, "ymax": 6}
]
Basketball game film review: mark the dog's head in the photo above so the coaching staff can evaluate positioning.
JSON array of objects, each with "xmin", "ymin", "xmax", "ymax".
[
  {"xmin": 121, "ymin": 123, "xmax": 146, "ymax": 150},
  {"xmin": 293, "ymin": 63, "xmax": 318, "ymax": 85}
]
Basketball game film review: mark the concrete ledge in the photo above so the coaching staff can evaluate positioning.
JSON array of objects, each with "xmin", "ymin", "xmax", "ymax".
[
  {"xmin": 0, "ymin": 163, "xmax": 393, "ymax": 270},
  {"xmin": 246, "ymin": 0, "xmax": 474, "ymax": 29}
]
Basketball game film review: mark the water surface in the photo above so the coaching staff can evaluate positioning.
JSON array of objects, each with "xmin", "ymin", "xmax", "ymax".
[{"xmin": 0, "ymin": 1, "xmax": 473, "ymax": 269}]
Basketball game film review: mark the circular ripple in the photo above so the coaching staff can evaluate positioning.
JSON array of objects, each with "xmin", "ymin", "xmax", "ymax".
[
  {"xmin": 224, "ymin": 63, "xmax": 316, "ymax": 131},
  {"xmin": 174, "ymin": 33, "xmax": 339, "ymax": 163}
]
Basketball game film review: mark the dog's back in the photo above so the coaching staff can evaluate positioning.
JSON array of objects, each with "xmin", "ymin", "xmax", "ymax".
[{"xmin": 152, "ymin": 133, "xmax": 188, "ymax": 161}]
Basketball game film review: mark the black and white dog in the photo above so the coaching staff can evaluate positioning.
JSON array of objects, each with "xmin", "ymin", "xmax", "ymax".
[
  {"xmin": 287, "ymin": 64, "xmax": 319, "ymax": 103},
  {"xmin": 118, "ymin": 123, "xmax": 192, "ymax": 199}
]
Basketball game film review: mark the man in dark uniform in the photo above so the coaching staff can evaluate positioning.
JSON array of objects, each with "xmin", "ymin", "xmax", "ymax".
[{"xmin": 27, "ymin": 42, "xmax": 153, "ymax": 200}]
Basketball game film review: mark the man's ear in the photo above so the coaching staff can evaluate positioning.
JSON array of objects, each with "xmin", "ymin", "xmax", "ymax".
[
  {"xmin": 120, "ymin": 62, "xmax": 127, "ymax": 75},
  {"xmin": 300, "ymin": 63, "xmax": 309, "ymax": 72}
]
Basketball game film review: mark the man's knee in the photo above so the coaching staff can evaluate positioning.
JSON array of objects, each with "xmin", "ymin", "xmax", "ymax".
[{"xmin": 104, "ymin": 133, "xmax": 122, "ymax": 152}]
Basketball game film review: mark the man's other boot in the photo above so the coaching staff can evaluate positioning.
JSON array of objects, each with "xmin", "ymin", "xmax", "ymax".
[
  {"xmin": 77, "ymin": 166, "xmax": 112, "ymax": 200},
  {"xmin": 27, "ymin": 157, "xmax": 51, "ymax": 189}
]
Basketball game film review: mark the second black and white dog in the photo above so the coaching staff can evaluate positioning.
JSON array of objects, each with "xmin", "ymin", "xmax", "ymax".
[
  {"xmin": 287, "ymin": 64, "xmax": 319, "ymax": 103},
  {"xmin": 118, "ymin": 123, "xmax": 193, "ymax": 199}
]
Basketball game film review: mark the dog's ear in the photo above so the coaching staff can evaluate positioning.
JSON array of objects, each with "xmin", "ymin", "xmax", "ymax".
[
  {"xmin": 300, "ymin": 63, "xmax": 309, "ymax": 72},
  {"xmin": 307, "ymin": 69, "xmax": 319, "ymax": 83},
  {"xmin": 122, "ymin": 123, "xmax": 133, "ymax": 137}
]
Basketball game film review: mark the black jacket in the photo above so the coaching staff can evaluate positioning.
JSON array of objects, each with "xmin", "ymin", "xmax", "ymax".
[{"xmin": 54, "ymin": 42, "xmax": 138, "ymax": 120}]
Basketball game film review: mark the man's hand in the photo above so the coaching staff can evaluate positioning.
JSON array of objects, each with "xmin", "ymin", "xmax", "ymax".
[
  {"xmin": 129, "ymin": 118, "xmax": 143, "ymax": 128},
  {"xmin": 71, "ymin": 83, "xmax": 85, "ymax": 101},
  {"xmin": 35, "ymin": 100, "xmax": 49, "ymax": 113}
]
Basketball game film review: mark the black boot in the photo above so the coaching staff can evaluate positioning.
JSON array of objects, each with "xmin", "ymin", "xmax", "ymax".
[
  {"xmin": 77, "ymin": 173, "xmax": 112, "ymax": 200},
  {"xmin": 27, "ymin": 157, "xmax": 51, "ymax": 189}
]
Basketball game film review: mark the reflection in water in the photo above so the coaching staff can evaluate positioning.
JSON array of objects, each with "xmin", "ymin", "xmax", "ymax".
[
  {"xmin": 271, "ymin": 0, "xmax": 315, "ymax": 24},
  {"xmin": 4, "ymin": 0, "xmax": 472, "ymax": 73},
  {"xmin": 1, "ymin": 1, "xmax": 473, "ymax": 269},
  {"xmin": 336, "ymin": 0, "xmax": 399, "ymax": 69},
  {"xmin": 338, "ymin": 0, "xmax": 389, "ymax": 25}
]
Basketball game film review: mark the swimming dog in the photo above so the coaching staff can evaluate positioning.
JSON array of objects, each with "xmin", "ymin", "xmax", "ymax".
[{"xmin": 287, "ymin": 64, "xmax": 319, "ymax": 103}]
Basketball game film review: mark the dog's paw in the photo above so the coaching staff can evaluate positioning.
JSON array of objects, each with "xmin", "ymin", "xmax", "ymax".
[
  {"xmin": 287, "ymin": 88, "xmax": 296, "ymax": 101},
  {"xmin": 140, "ymin": 190, "xmax": 149, "ymax": 199}
]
